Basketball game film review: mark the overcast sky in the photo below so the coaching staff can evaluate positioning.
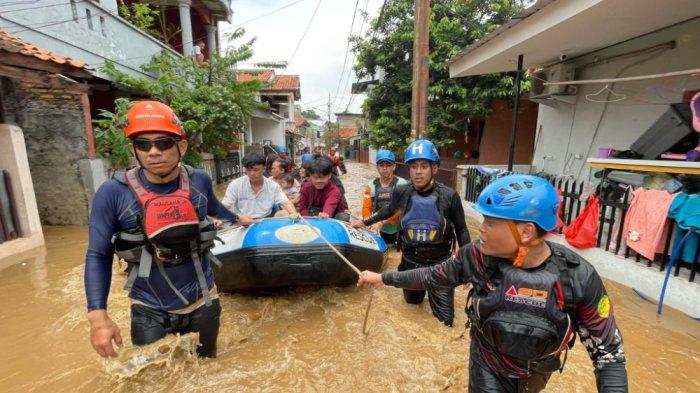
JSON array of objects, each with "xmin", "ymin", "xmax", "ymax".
[{"xmin": 220, "ymin": 0, "xmax": 385, "ymax": 119}]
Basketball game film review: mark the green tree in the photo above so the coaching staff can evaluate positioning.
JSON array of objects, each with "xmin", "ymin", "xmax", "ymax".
[
  {"xmin": 302, "ymin": 109, "xmax": 321, "ymax": 120},
  {"xmin": 352, "ymin": 0, "xmax": 530, "ymax": 150},
  {"xmin": 95, "ymin": 28, "xmax": 262, "ymax": 167}
]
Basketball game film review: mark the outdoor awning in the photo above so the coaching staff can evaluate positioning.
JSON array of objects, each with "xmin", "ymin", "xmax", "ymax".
[
  {"xmin": 448, "ymin": 0, "xmax": 700, "ymax": 77},
  {"xmin": 252, "ymin": 108, "xmax": 283, "ymax": 121}
]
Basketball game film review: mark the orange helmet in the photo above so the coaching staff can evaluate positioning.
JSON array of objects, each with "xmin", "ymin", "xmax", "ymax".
[{"xmin": 124, "ymin": 100, "xmax": 185, "ymax": 139}]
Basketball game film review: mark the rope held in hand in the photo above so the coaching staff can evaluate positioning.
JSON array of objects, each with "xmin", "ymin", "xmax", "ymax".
[{"xmin": 296, "ymin": 215, "xmax": 375, "ymax": 335}]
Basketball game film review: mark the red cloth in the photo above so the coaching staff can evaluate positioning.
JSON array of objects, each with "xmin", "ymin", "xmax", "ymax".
[
  {"xmin": 298, "ymin": 180, "xmax": 346, "ymax": 216},
  {"xmin": 622, "ymin": 188, "xmax": 676, "ymax": 260}
]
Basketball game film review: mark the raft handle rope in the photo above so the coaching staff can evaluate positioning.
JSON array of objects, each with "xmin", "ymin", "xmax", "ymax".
[{"xmin": 295, "ymin": 215, "xmax": 375, "ymax": 335}]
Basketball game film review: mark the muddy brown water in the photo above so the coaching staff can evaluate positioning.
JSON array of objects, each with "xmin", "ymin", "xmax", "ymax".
[{"xmin": 0, "ymin": 163, "xmax": 698, "ymax": 392}]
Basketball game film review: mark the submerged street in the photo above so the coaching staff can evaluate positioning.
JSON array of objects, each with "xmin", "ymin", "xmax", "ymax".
[{"xmin": 0, "ymin": 162, "xmax": 698, "ymax": 393}]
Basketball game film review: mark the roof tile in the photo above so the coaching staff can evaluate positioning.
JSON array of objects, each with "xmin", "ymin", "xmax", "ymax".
[{"xmin": 0, "ymin": 29, "xmax": 87, "ymax": 69}]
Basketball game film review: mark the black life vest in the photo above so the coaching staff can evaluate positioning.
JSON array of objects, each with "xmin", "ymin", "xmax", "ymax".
[
  {"xmin": 111, "ymin": 166, "xmax": 221, "ymax": 307},
  {"xmin": 467, "ymin": 244, "xmax": 577, "ymax": 371},
  {"xmin": 372, "ymin": 177, "xmax": 399, "ymax": 212}
]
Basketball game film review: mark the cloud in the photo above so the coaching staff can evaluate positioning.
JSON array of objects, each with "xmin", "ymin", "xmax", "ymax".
[{"xmin": 221, "ymin": 0, "xmax": 383, "ymax": 117}]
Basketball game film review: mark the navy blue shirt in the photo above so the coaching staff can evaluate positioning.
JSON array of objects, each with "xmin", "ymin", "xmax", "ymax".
[{"xmin": 84, "ymin": 168, "xmax": 237, "ymax": 312}]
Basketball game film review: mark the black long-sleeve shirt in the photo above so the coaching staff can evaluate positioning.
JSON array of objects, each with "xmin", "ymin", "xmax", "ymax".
[
  {"xmin": 363, "ymin": 182, "xmax": 470, "ymax": 262},
  {"xmin": 382, "ymin": 241, "xmax": 628, "ymax": 392}
]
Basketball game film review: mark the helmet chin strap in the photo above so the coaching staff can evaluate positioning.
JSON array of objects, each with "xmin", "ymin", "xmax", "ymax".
[{"xmin": 506, "ymin": 221, "xmax": 544, "ymax": 268}]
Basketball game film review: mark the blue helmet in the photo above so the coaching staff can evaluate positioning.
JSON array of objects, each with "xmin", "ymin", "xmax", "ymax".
[
  {"xmin": 474, "ymin": 175, "xmax": 559, "ymax": 231},
  {"xmin": 405, "ymin": 139, "xmax": 439, "ymax": 164},
  {"xmin": 301, "ymin": 153, "xmax": 314, "ymax": 162},
  {"xmin": 276, "ymin": 144, "xmax": 288, "ymax": 153},
  {"xmin": 376, "ymin": 150, "xmax": 395, "ymax": 164}
]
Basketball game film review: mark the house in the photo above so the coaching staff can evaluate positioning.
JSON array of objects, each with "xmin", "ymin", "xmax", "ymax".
[
  {"xmin": 447, "ymin": 0, "xmax": 700, "ymax": 317},
  {"xmin": 0, "ymin": 0, "xmax": 231, "ymax": 239},
  {"xmin": 236, "ymin": 69, "xmax": 301, "ymax": 155}
]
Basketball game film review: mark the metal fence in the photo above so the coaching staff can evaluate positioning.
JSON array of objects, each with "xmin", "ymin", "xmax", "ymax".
[
  {"xmin": 461, "ymin": 169, "xmax": 697, "ymax": 282},
  {"xmin": 199, "ymin": 152, "xmax": 241, "ymax": 184}
]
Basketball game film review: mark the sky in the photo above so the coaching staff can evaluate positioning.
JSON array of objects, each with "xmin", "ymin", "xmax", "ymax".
[{"xmin": 220, "ymin": 0, "xmax": 385, "ymax": 120}]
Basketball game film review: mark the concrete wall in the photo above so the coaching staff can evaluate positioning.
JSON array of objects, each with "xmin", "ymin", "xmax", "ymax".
[
  {"xmin": 0, "ymin": 0, "xmax": 181, "ymax": 81},
  {"xmin": 0, "ymin": 78, "xmax": 90, "ymax": 225},
  {"xmin": 0, "ymin": 124, "xmax": 45, "ymax": 260},
  {"xmin": 250, "ymin": 117, "xmax": 284, "ymax": 146},
  {"xmin": 533, "ymin": 18, "xmax": 700, "ymax": 180}
]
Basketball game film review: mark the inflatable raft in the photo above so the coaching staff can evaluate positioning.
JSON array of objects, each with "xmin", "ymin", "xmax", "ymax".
[{"xmin": 211, "ymin": 217, "xmax": 388, "ymax": 291}]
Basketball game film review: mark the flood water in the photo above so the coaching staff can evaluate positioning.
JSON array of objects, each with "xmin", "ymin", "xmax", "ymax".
[{"xmin": 0, "ymin": 162, "xmax": 698, "ymax": 392}]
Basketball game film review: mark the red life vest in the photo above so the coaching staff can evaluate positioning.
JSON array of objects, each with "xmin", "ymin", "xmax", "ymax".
[{"xmin": 112, "ymin": 166, "xmax": 220, "ymax": 307}]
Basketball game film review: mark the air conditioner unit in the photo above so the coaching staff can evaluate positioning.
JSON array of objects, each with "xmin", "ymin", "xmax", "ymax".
[{"xmin": 529, "ymin": 63, "xmax": 577, "ymax": 105}]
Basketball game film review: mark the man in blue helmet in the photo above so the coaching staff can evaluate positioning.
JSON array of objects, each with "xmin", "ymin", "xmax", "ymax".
[
  {"xmin": 361, "ymin": 150, "xmax": 409, "ymax": 246},
  {"xmin": 358, "ymin": 174, "xmax": 628, "ymax": 392},
  {"xmin": 352, "ymin": 139, "xmax": 470, "ymax": 326}
]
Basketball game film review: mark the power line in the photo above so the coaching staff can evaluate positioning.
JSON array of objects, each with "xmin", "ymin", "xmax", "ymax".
[
  {"xmin": 330, "ymin": 0, "xmax": 360, "ymax": 110},
  {"xmin": 222, "ymin": 0, "xmax": 307, "ymax": 31},
  {"xmin": 0, "ymin": 0, "xmax": 82, "ymax": 13},
  {"xmin": 284, "ymin": 0, "xmax": 323, "ymax": 71},
  {"xmin": 337, "ymin": 0, "xmax": 370, "ymax": 112},
  {"xmin": 0, "ymin": 0, "xmax": 42, "ymax": 7}
]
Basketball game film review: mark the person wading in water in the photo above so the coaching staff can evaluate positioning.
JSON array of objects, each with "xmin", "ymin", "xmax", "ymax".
[
  {"xmin": 361, "ymin": 149, "xmax": 409, "ymax": 246},
  {"xmin": 84, "ymin": 101, "xmax": 255, "ymax": 358},
  {"xmin": 358, "ymin": 175, "xmax": 628, "ymax": 392},
  {"xmin": 352, "ymin": 139, "xmax": 470, "ymax": 326}
]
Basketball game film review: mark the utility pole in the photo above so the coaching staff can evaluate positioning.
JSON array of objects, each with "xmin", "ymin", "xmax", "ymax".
[
  {"xmin": 410, "ymin": 0, "xmax": 430, "ymax": 141},
  {"xmin": 327, "ymin": 93, "xmax": 332, "ymax": 149}
]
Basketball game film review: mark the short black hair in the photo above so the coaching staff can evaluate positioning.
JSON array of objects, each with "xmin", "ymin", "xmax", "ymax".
[
  {"xmin": 275, "ymin": 157, "xmax": 293, "ymax": 173},
  {"xmin": 307, "ymin": 157, "xmax": 333, "ymax": 176},
  {"xmin": 242, "ymin": 152, "xmax": 265, "ymax": 168},
  {"xmin": 282, "ymin": 173, "xmax": 295, "ymax": 184}
]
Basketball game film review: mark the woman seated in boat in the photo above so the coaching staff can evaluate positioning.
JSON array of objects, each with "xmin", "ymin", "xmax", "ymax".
[
  {"xmin": 221, "ymin": 152, "xmax": 297, "ymax": 219},
  {"xmin": 297, "ymin": 157, "xmax": 351, "ymax": 221}
]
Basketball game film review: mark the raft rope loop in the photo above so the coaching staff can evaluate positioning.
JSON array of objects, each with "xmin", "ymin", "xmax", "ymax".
[{"xmin": 295, "ymin": 215, "xmax": 375, "ymax": 335}]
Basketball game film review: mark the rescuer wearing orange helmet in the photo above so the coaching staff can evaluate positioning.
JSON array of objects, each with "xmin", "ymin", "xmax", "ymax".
[{"xmin": 84, "ymin": 101, "xmax": 254, "ymax": 359}]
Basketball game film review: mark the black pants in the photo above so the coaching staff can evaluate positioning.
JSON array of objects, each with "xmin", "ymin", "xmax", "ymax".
[
  {"xmin": 131, "ymin": 299, "xmax": 222, "ymax": 358},
  {"xmin": 468, "ymin": 338, "xmax": 551, "ymax": 393},
  {"xmin": 398, "ymin": 256, "xmax": 455, "ymax": 326}
]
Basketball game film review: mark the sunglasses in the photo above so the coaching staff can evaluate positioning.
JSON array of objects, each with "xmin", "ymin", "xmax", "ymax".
[{"xmin": 132, "ymin": 137, "xmax": 179, "ymax": 152}]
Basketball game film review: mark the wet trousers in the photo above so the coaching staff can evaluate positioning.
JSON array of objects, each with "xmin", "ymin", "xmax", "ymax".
[
  {"xmin": 398, "ymin": 256, "xmax": 455, "ymax": 326},
  {"xmin": 468, "ymin": 338, "xmax": 551, "ymax": 393},
  {"xmin": 130, "ymin": 299, "xmax": 222, "ymax": 358}
]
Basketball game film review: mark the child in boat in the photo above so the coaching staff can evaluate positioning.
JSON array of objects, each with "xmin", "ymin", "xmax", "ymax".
[
  {"xmin": 297, "ymin": 157, "xmax": 350, "ymax": 221},
  {"xmin": 280, "ymin": 173, "xmax": 300, "ymax": 205}
]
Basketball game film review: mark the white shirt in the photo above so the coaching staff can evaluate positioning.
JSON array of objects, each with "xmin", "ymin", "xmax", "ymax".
[{"xmin": 221, "ymin": 176, "xmax": 289, "ymax": 219}]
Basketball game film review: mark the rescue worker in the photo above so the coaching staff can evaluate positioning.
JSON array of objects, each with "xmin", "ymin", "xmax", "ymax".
[
  {"xmin": 361, "ymin": 150, "xmax": 409, "ymax": 245},
  {"xmin": 352, "ymin": 139, "xmax": 470, "ymax": 326},
  {"xmin": 84, "ymin": 101, "xmax": 255, "ymax": 359},
  {"xmin": 358, "ymin": 175, "xmax": 628, "ymax": 392}
]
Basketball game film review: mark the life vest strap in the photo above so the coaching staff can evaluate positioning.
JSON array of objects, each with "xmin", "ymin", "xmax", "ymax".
[{"xmin": 156, "ymin": 261, "xmax": 190, "ymax": 306}]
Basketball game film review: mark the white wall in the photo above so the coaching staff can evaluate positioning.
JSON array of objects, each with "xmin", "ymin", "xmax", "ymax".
[
  {"xmin": 250, "ymin": 117, "xmax": 284, "ymax": 146},
  {"xmin": 0, "ymin": 0, "xmax": 181, "ymax": 81},
  {"xmin": 533, "ymin": 18, "xmax": 700, "ymax": 180}
]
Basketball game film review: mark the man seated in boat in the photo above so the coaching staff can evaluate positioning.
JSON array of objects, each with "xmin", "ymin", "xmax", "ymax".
[
  {"xmin": 297, "ymin": 157, "xmax": 351, "ymax": 221},
  {"xmin": 222, "ymin": 152, "xmax": 297, "ymax": 219}
]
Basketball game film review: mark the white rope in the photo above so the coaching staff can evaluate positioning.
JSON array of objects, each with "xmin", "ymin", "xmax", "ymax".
[{"xmin": 295, "ymin": 215, "xmax": 375, "ymax": 334}]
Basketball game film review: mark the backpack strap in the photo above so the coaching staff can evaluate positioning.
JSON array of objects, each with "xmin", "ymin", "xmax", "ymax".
[{"xmin": 550, "ymin": 245, "xmax": 578, "ymax": 314}]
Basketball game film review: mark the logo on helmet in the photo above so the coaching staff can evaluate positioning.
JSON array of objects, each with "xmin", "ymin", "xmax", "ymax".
[{"xmin": 411, "ymin": 144, "xmax": 424, "ymax": 155}]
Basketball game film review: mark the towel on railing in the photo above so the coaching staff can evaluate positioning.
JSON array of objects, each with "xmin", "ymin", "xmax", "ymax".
[
  {"xmin": 668, "ymin": 193, "xmax": 700, "ymax": 263},
  {"xmin": 622, "ymin": 188, "xmax": 678, "ymax": 260}
]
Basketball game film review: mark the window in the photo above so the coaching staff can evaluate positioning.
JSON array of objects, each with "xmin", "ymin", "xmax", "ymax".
[
  {"xmin": 69, "ymin": 0, "xmax": 78, "ymax": 21},
  {"xmin": 86, "ymin": 9, "xmax": 93, "ymax": 30},
  {"xmin": 99, "ymin": 16, "xmax": 106, "ymax": 36}
]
